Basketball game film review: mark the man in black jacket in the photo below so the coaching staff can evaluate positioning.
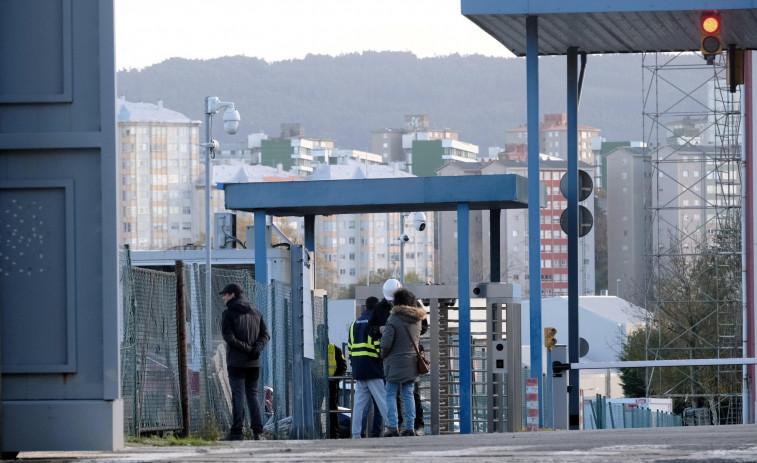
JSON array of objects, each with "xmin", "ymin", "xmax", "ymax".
[{"xmin": 220, "ymin": 283, "xmax": 270, "ymax": 441}]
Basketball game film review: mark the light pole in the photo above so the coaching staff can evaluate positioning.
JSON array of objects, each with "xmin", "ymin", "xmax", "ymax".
[
  {"xmin": 398, "ymin": 211, "xmax": 427, "ymax": 284},
  {"xmin": 201, "ymin": 96, "xmax": 240, "ymax": 332}
]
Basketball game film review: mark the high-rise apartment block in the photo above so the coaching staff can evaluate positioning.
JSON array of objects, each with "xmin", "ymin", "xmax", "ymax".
[
  {"xmin": 506, "ymin": 113, "xmax": 600, "ymax": 165},
  {"xmin": 117, "ymin": 98, "xmax": 201, "ymax": 250}
]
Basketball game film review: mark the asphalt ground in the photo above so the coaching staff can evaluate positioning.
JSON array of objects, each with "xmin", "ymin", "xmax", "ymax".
[{"xmin": 11, "ymin": 424, "xmax": 757, "ymax": 463}]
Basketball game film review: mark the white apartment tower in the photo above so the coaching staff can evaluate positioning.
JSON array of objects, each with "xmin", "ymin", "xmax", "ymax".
[{"xmin": 117, "ymin": 98, "xmax": 201, "ymax": 250}]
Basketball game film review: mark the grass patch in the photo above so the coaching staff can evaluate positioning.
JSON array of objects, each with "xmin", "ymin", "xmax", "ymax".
[{"xmin": 126, "ymin": 434, "xmax": 219, "ymax": 447}]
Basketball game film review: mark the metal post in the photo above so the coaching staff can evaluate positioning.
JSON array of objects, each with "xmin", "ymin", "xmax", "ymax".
[
  {"xmin": 457, "ymin": 203, "xmax": 471, "ymax": 433},
  {"xmin": 490, "ymin": 209, "xmax": 501, "ymax": 282},
  {"xmin": 255, "ymin": 210, "xmax": 267, "ymax": 285},
  {"xmin": 567, "ymin": 46, "xmax": 581, "ymax": 430},
  {"xmin": 204, "ymin": 100, "xmax": 213, "ymax": 372},
  {"xmin": 526, "ymin": 15, "xmax": 543, "ymax": 427},
  {"xmin": 175, "ymin": 260, "xmax": 190, "ymax": 437},
  {"xmin": 400, "ymin": 212, "xmax": 405, "ymax": 284}
]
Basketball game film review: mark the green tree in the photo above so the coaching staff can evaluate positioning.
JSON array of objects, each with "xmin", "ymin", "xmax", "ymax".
[
  {"xmin": 618, "ymin": 327, "xmax": 651, "ymax": 398},
  {"xmin": 619, "ymin": 215, "xmax": 742, "ymax": 419},
  {"xmin": 332, "ymin": 268, "xmax": 397, "ymax": 300}
]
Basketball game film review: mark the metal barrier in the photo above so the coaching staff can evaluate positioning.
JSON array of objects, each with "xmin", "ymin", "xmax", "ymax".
[{"xmin": 583, "ymin": 395, "xmax": 683, "ymax": 429}]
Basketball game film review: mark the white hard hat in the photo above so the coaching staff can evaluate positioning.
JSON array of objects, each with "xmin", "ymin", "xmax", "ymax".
[{"xmin": 382, "ymin": 279, "xmax": 402, "ymax": 301}]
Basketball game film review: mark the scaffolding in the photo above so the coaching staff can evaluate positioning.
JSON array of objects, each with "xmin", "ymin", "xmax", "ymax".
[{"xmin": 641, "ymin": 52, "xmax": 743, "ymax": 424}]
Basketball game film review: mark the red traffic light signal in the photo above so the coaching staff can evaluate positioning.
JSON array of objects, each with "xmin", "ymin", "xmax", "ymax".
[{"xmin": 700, "ymin": 12, "xmax": 722, "ymax": 57}]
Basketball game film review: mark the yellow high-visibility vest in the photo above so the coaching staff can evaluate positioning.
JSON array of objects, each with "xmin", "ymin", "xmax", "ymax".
[
  {"xmin": 348, "ymin": 321, "xmax": 380, "ymax": 358},
  {"xmin": 328, "ymin": 343, "xmax": 337, "ymax": 375}
]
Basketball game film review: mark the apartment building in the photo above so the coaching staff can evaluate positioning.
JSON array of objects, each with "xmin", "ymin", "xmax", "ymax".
[
  {"xmin": 437, "ymin": 158, "xmax": 596, "ymax": 298},
  {"xmin": 308, "ymin": 161, "xmax": 434, "ymax": 287},
  {"xmin": 117, "ymin": 98, "xmax": 201, "ymax": 250},
  {"xmin": 506, "ymin": 113, "xmax": 600, "ymax": 165},
  {"xmin": 371, "ymin": 114, "xmax": 460, "ymax": 165}
]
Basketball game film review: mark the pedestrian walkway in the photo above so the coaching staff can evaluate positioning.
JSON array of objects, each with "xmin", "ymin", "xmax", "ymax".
[{"xmin": 15, "ymin": 424, "xmax": 757, "ymax": 463}]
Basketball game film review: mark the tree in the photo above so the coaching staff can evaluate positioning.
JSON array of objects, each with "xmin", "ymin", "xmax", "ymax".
[
  {"xmin": 618, "ymin": 215, "xmax": 742, "ymax": 418},
  {"xmin": 331, "ymin": 268, "xmax": 397, "ymax": 300},
  {"xmin": 618, "ymin": 327, "xmax": 647, "ymax": 398}
]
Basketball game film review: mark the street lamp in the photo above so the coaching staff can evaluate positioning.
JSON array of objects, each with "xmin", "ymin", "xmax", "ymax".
[{"xmin": 201, "ymin": 97, "xmax": 240, "ymax": 327}]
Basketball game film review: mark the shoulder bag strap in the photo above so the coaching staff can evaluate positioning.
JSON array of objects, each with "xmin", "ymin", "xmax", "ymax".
[{"xmin": 401, "ymin": 321, "xmax": 422, "ymax": 357}]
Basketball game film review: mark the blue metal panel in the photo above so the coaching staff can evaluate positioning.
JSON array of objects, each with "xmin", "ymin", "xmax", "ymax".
[
  {"xmin": 462, "ymin": 2, "xmax": 757, "ymax": 56},
  {"xmin": 457, "ymin": 203, "xmax": 472, "ymax": 434},
  {"xmin": 255, "ymin": 210, "xmax": 267, "ymax": 285},
  {"xmin": 224, "ymin": 175, "xmax": 528, "ymax": 216},
  {"xmin": 462, "ymin": 0, "xmax": 757, "ymax": 15},
  {"xmin": 0, "ymin": 0, "xmax": 122, "ymax": 451},
  {"xmin": 526, "ymin": 16, "xmax": 544, "ymax": 428},
  {"xmin": 567, "ymin": 48, "xmax": 581, "ymax": 430}
]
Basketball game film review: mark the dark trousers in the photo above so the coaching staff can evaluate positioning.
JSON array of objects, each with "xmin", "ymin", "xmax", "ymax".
[
  {"xmin": 228, "ymin": 366, "xmax": 262, "ymax": 436},
  {"xmin": 414, "ymin": 381, "xmax": 424, "ymax": 429},
  {"xmin": 361, "ymin": 397, "xmax": 383, "ymax": 438},
  {"xmin": 329, "ymin": 379, "xmax": 340, "ymax": 438}
]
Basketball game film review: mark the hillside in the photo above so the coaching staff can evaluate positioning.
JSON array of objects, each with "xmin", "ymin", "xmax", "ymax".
[{"xmin": 116, "ymin": 52, "xmax": 706, "ymax": 151}]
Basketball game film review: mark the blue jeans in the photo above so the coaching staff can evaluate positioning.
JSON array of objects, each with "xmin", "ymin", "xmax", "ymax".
[
  {"xmin": 385, "ymin": 380, "xmax": 415, "ymax": 430},
  {"xmin": 227, "ymin": 366, "xmax": 262, "ymax": 435}
]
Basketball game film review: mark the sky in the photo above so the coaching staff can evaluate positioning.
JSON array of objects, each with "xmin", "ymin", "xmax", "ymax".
[{"xmin": 114, "ymin": 0, "xmax": 513, "ymax": 70}]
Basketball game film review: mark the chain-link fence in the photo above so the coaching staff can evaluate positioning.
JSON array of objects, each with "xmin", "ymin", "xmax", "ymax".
[
  {"xmin": 120, "ymin": 247, "xmax": 182, "ymax": 436},
  {"xmin": 120, "ymin": 247, "xmax": 329, "ymax": 439}
]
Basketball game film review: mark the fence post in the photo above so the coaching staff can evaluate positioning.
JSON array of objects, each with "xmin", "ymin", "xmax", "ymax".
[{"xmin": 175, "ymin": 260, "xmax": 190, "ymax": 437}]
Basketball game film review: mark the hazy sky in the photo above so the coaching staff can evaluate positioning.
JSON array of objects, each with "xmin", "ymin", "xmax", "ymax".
[{"xmin": 115, "ymin": 0, "xmax": 513, "ymax": 70}]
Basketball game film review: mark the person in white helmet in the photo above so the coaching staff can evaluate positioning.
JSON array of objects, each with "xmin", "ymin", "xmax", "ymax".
[{"xmin": 367, "ymin": 279, "xmax": 402, "ymax": 340}]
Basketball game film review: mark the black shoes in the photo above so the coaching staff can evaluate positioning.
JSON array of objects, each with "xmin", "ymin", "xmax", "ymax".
[
  {"xmin": 221, "ymin": 433, "xmax": 244, "ymax": 441},
  {"xmin": 400, "ymin": 429, "xmax": 416, "ymax": 437},
  {"xmin": 382, "ymin": 427, "xmax": 400, "ymax": 437}
]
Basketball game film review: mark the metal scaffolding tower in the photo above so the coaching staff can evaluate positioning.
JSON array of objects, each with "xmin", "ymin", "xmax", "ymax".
[{"xmin": 642, "ymin": 52, "xmax": 743, "ymax": 424}]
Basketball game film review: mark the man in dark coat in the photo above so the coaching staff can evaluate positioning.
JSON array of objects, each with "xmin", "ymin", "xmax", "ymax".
[
  {"xmin": 220, "ymin": 282, "xmax": 270, "ymax": 441},
  {"xmin": 348, "ymin": 296, "xmax": 388, "ymax": 438}
]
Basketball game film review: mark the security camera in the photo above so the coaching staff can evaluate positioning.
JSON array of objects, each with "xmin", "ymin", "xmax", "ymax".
[
  {"xmin": 223, "ymin": 106, "xmax": 240, "ymax": 135},
  {"xmin": 400, "ymin": 234, "xmax": 410, "ymax": 242},
  {"xmin": 413, "ymin": 211, "xmax": 427, "ymax": 232}
]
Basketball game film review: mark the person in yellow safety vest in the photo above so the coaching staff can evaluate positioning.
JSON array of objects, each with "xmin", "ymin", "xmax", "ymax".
[
  {"xmin": 348, "ymin": 296, "xmax": 388, "ymax": 438},
  {"xmin": 328, "ymin": 341, "xmax": 347, "ymax": 438}
]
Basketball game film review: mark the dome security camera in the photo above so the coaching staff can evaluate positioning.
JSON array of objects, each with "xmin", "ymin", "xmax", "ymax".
[
  {"xmin": 223, "ymin": 107, "xmax": 240, "ymax": 135},
  {"xmin": 413, "ymin": 211, "xmax": 427, "ymax": 232},
  {"xmin": 400, "ymin": 234, "xmax": 410, "ymax": 242}
]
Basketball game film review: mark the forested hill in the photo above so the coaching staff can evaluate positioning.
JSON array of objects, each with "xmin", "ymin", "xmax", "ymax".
[{"xmin": 116, "ymin": 51, "xmax": 704, "ymax": 151}]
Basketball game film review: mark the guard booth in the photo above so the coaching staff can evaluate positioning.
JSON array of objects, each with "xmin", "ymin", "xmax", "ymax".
[{"xmin": 356, "ymin": 282, "xmax": 522, "ymax": 434}]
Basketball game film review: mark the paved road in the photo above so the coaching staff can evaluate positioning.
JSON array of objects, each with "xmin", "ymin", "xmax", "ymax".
[{"xmin": 15, "ymin": 425, "xmax": 757, "ymax": 463}]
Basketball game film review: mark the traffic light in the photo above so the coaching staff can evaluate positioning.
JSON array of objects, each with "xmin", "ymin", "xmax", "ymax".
[
  {"xmin": 559, "ymin": 169, "xmax": 594, "ymax": 237},
  {"xmin": 544, "ymin": 327, "xmax": 557, "ymax": 351},
  {"xmin": 700, "ymin": 12, "xmax": 722, "ymax": 61}
]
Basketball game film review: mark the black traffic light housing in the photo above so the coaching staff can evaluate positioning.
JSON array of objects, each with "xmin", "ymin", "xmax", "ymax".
[{"xmin": 700, "ymin": 12, "xmax": 722, "ymax": 64}]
